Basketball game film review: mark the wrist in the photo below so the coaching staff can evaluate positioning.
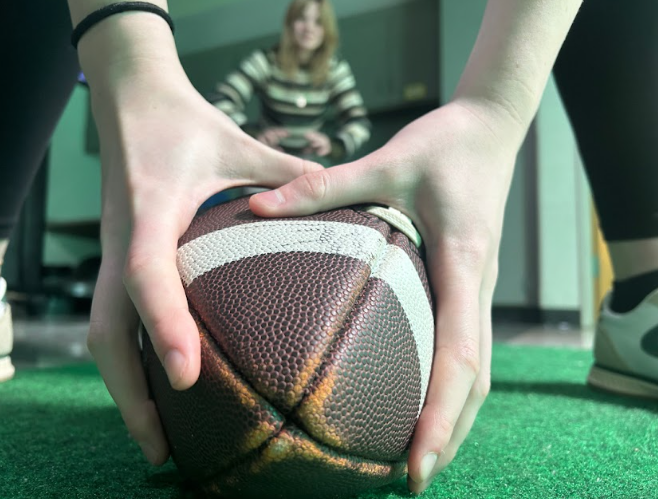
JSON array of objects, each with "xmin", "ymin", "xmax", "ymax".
[
  {"xmin": 450, "ymin": 90, "xmax": 534, "ymax": 150},
  {"xmin": 77, "ymin": 12, "xmax": 184, "ymax": 93}
]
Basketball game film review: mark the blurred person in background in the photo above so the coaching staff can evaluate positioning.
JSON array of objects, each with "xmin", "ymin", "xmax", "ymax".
[{"xmin": 208, "ymin": 0, "xmax": 371, "ymax": 166}]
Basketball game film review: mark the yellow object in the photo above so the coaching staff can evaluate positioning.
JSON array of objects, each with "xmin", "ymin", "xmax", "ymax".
[{"xmin": 592, "ymin": 202, "xmax": 613, "ymax": 319}]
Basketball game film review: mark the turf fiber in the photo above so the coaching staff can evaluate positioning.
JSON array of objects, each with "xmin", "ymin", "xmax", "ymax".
[{"xmin": 1, "ymin": 344, "xmax": 656, "ymax": 499}]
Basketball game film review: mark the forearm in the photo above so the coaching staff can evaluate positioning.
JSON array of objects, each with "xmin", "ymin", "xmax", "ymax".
[
  {"xmin": 454, "ymin": 0, "xmax": 582, "ymax": 141},
  {"xmin": 66, "ymin": 0, "xmax": 184, "ymax": 90}
]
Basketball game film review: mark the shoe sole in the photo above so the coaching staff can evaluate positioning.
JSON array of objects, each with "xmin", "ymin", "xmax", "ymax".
[
  {"xmin": 0, "ymin": 356, "xmax": 15, "ymax": 382},
  {"xmin": 588, "ymin": 365, "xmax": 658, "ymax": 400},
  {"xmin": 0, "ymin": 303, "xmax": 14, "ymax": 383}
]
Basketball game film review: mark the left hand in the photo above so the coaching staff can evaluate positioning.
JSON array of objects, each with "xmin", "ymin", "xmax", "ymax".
[
  {"xmin": 73, "ymin": 12, "xmax": 322, "ymax": 466},
  {"xmin": 303, "ymin": 130, "xmax": 332, "ymax": 157},
  {"xmin": 249, "ymin": 99, "xmax": 525, "ymax": 494}
]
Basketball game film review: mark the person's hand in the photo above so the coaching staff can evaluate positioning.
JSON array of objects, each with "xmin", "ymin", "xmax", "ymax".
[
  {"xmin": 303, "ymin": 130, "xmax": 332, "ymax": 157},
  {"xmin": 256, "ymin": 127, "xmax": 290, "ymax": 151},
  {"xmin": 250, "ymin": 99, "xmax": 525, "ymax": 494},
  {"xmin": 78, "ymin": 19, "xmax": 321, "ymax": 466},
  {"xmin": 90, "ymin": 80, "xmax": 319, "ymax": 465}
]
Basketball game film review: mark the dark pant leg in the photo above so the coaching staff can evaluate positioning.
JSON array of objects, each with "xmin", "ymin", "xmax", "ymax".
[
  {"xmin": 553, "ymin": 0, "xmax": 658, "ymax": 242},
  {"xmin": 0, "ymin": 1, "xmax": 80, "ymax": 239}
]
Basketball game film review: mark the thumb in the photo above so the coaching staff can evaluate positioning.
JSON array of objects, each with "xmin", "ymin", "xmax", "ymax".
[{"xmin": 249, "ymin": 157, "xmax": 387, "ymax": 217}]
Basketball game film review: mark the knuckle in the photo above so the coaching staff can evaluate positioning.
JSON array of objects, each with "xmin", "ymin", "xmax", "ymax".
[
  {"xmin": 443, "ymin": 237, "xmax": 490, "ymax": 270},
  {"xmin": 299, "ymin": 170, "xmax": 330, "ymax": 200},
  {"xmin": 445, "ymin": 338, "xmax": 481, "ymax": 379},
  {"xmin": 428, "ymin": 408, "xmax": 456, "ymax": 441},
  {"xmin": 439, "ymin": 226, "xmax": 500, "ymax": 271},
  {"xmin": 301, "ymin": 158, "xmax": 322, "ymax": 175},
  {"xmin": 122, "ymin": 249, "xmax": 149, "ymax": 287},
  {"xmin": 86, "ymin": 322, "xmax": 112, "ymax": 356}
]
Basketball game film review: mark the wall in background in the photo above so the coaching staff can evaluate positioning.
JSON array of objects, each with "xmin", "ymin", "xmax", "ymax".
[
  {"xmin": 535, "ymin": 79, "xmax": 593, "ymax": 325},
  {"xmin": 46, "ymin": 86, "xmax": 101, "ymax": 267},
  {"xmin": 535, "ymin": 78, "xmax": 583, "ymax": 312},
  {"xmin": 174, "ymin": 0, "xmax": 420, "ymax": 55},
  {"xmin": 168, "ymin": 0, "xmax": 240, "ymax": 20}
]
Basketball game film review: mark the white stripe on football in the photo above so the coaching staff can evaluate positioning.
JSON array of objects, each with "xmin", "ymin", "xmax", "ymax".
[{"xmin": 177, "ymin": 220, "xmax": 434, "ymax": 413}]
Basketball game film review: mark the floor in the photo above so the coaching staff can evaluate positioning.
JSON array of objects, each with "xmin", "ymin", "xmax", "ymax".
[{"xmin": 9, "ymin": 313, "xmax": 595, "ymax": 372}]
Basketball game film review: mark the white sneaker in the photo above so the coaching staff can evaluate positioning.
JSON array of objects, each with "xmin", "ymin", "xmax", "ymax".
[
  {"xmin": 0, "ymin": 278, "xmax": 15, "ymax": 382},
  {"xmin": 588, "ymin": 288, "xmax": 658, "ymax": 399}
]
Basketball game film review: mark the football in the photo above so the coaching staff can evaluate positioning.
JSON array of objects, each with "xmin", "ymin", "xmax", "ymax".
[{"xmin": 143, "ymin": 196, "xmax": 435, "ymax": 499}]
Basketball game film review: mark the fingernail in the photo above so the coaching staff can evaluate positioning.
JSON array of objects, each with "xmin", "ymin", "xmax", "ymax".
[
  {"xmin": 164, "ymin": 349, "xmax": 187, "ymax": 387},
  {"xmin": 139, "ymin": 442, "xmax": 161, "ymax": 465},
  {"xmin": 256, "ymin": 189, "xmax": 285, "ymax": 208},
  {"xmin": 419, "ymin": 452, "xmax": 438, "ymax": 483}
]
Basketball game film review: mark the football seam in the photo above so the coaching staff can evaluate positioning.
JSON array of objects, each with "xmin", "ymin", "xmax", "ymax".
[
  {"xmin": 286, "ymin": 225, "xmax": 415, "ymax": 460},
  {"xmin": 196, "ymin": 423, "xmax": 407, "ymax": 494},
  {"xmin": 189, "ymin": 311, "xmax": 290, "ymax": 478},
  {"xmin": 192, "ymin": 245, "xmax": 400, "ymax": 464},
  {"xmin": 192, "ymin": 311, "xmax": 406, "ymax": 485},
  {"xmin": 284, "ymin": 239, "xmax": 386, "ymax": 440}
]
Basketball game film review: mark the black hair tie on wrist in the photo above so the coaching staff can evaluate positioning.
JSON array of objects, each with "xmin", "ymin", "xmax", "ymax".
[{"xmin": 71, "ymin": 2, "xmax": 175, "ymax": 49}]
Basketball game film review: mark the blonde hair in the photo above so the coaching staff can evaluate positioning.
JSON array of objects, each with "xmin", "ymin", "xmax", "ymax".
[{"xmin": 277, "ymin": 0, "xmax": 339, "ymax": 86}]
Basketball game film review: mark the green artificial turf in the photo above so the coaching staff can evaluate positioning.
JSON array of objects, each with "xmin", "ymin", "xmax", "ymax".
[{"xmin": 1, "ymin": 344, "xmax": 656, "ymax": 499}]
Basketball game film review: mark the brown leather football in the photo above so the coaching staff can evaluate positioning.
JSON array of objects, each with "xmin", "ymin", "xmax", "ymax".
[{"xmin": 143, "ymin": 196, "xmax": 435, "ymax": 499}]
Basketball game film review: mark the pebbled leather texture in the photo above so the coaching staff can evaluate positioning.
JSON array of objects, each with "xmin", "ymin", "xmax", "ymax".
[{"xmin": 143, "ymin": 196, "xmax": 435, "ymax": 499}]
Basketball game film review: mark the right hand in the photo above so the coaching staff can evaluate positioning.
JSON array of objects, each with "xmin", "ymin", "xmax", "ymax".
[
  {"xmin": 78, "ymin": 18, "xmax": 321, "ymax": 466},
  {"xmin": 250, "ymin": 99, "xmax": 525, "ymax": 493},
  {"xmin": 256, "ymin": 127, "xmax": 290, "ymax": 151}
]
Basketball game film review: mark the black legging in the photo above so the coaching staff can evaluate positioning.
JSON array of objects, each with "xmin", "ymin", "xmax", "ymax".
[
  {"xmin": 1, "ymin": 1, "xmax": 657, "ymax": 243},
  {"xmin": 0, "ymin": 0, "xmax": 79, "ymax": 239},
  {"xmin": 554, "ymin": 0, "xmax": 658, "ymax": 241}
]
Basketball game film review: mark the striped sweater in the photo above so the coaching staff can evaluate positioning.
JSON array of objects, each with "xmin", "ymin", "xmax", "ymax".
[{"xmin": 208, "ymin": 48, "xmax": 371, "ymax": 160}]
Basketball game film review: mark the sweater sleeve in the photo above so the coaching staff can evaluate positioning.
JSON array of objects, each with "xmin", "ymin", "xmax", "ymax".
[
  {"xmin": 207, "ymin": 49, "xmax": 271, "ymax": 126},
  {"xmin": 328, "ymin": 59, "xmax": 372, "ymax": 159}
]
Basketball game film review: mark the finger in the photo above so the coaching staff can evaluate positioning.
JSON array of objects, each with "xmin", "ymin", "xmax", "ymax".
[
  {"xmin": 264, "ymin": 129, "xmax": 289, "ymax": 144},
  {"xmin": 262, "ymin": 131, "xmax": 278, "ymax": 146},
  {"xmin": 88, "ymin": 258, "xmax": 169, "ymax": 465},
  {"xmin": 263, "ymin": 129, "xmax": 280, "ymax": 143},
  {"xmin": 273, "ymin": 128, "xmax": 290, "ymax": 138},
  {"xmin": 123, "ymin": 197, "xmax": 201, "ymax": 391},
  {"xmin": 433, "ymin": 288, "xmax": 493, "ymax": 475},
  {"xmin": 317, "ymin": 142, "xmax": 331, "ymax": 157},
  {"xmin": 249, "ymin": 156, "xmax": 391, "ymax": 217},
  {"xmin": 308, "ymin": 136, "xmax": 329, "ymax": 154},
  {"xmin": 304, "ymin": 141, "xmax": 319, "ymax": 153},
  {"xmin": 407, "ymin": 251, "xmax": 484, "ymax": 490},
  {"xmin": 305, "ymin": 133, "xmax": 321, "ymax": 147}
]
